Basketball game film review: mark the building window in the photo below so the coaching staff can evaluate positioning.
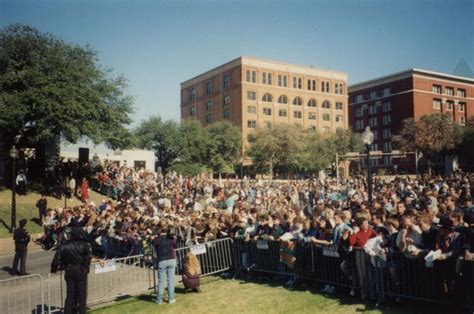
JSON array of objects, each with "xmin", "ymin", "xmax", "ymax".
[
  {"xmin": 263, "ymin": 108, "xmax": 272, "ymax": 116},
  {"xmin": 278, "ymin": 95, "xmax": 288, "ymax": 104},
  {"xmin": 382, "ymin": 114, "xmax": 391, "ymax": 125},
  {"xmin": 293, "ymin": 97, "xmax": 303, "ymax": 106},
  {"xmin": 457, "ymin": 89, "xmax": 466, "ymax": 98},
  {"xmin": 308, "ymin": 79, "xmax": 316, "ymax": 91},
  {"xmin": 356, "ymin": 119, "xmax": 364, "ymax": 130},
  {"xmin": 335, "ymin": 83, "xmax": 344, "ymax": 94},
  {"xmin": 262, "ymin": 72, "xmax": 272, "ymax": 85},
  {"xmin": 246, "ymin": 70, "xmax": 256, "ymax": 83},
  {"xmin": 369, "ymin": 91, "xmax": 377, "ymax": 100},
  {"xmin": 279, "ymin": 109, "xmax": 287, "ymax": 117},
  {"xmin": 247, "ymin": 120, "xmax": 256, "ymax": 128},
  {"xmin": 190, "ymin": 88, "xmax": 196, "ymax": 101},
  {"xmin": 373, "ymin": 131, "xmax": 378, "ymax": 141},
  {"xmin": 322, "ymin": 113, "xmax": 330, "ymax": 121},
  {"xmin": 445, "ymin": 87, "xmax": 454, "ymax": 96},
  {"xmin": 369, "ymin": 104, "xmax": 377, "ymax": 115},
  {"xmin": 223, "ymin": 95, "xmax": 231, "ymax": 106},
  {"xmin": 190, "ymin": 106, "xmax": 196, "ymax": 116},
  {"xmin": 382, "ymin": 88, "xmax": 391, "ymax": 97},
  {"xmin": 278, "ymin": 75, "xmax": 288, "ymax": 87},
  {"xmin": 322, "ymin": 126, "xmax": 331, "ymax": 134},
  {"xmin": 321, "ymin": 100, "xmax": 331, "ymax": 109},
  {"xmin": 263, "ymin": 121, "xmax": 272, "ymax": 129},
  {"xmin": 370, "ymin": 143, "xmax": 378, "ymax": 152},
  {"xmin": 247, "ymin": 91, "xmax": 256, "ymax": 101},
  {"xmin": 205, "ymin": 100, "xmax": 213, "ymax": 111},
  {"xmin": 446, "ymin": 101, "xmax": 454, "ymax": 111},
  {"xmin": 460, "ymin": 116, "xmax": 466, "ymax": 125},
  {"xmin": 223, "ymin": 73, "xmax": 230, "ymax": 89},
  {"xmin": 355, "ymin": 94, "xmax": 364, "ymax": 103},
  {"xmin": 294, "ymin": 111, "xmax": 302, "ymax": 119},
  {"xmin": 383, "ymin": 142, "xmax": 392, "ymax": 153},
  {"xmin": 247, "ymin": 106, "xmax": 256, "ymax": 114},
  {"xmin": 293, "ymin": 77, "xmax": 302, "ymax": 89},
  {"xmin": 382, "ymin": 102, "xmax": 391, "ymax": 112},
  {"xmin": 384, "ymin": 156, "xmax": 392, "ymax": 165},
  {"xmin": 369, "ymin": 117, "xmax": 377, "ymax": 127},
  {"xmin": 262, "ymin": 93, "xmax": 273, "ymax": 102},
  {"xmin": 309, "ymin": 125, "xmax": 316, "ymax": 131},
  {"xmin": 383, "ymin": 128, "xmax": 392, "ymax": 139},
  {"xmin": 459, "ymin": 103, "xmax": 465, "ymax": 112},
  {"xmin": 205, "ymin": 81, "xmax": 213, "ymax": 95},
  {"xmin": 308, "ymin": 99, "xmax": 317, "ymax": 107},
  {"xmin": 433, "ymin": 99, "xmax": 441, "ymax": 109},
  {"xmin": 355, "ymin": 107, "xmax": 363, "ymax": 117},
  {"xmin": 336, "ymin": 115, "xmax": 343, "ymax": 123},
  {"xmin": 321, "ymin": 81, "xmax": 330, "ymax": 93},
  {"xmin": 432, "ymin": 85, "xmax": 441, "ymax": 94},
  {"xmin": 335, "ymin": 102, "xmax": 343, "ymax": 110},
  {"xmin": 308, "ymin": 112, "xmax": 317, "ymax": 120},
  {"xmin": 223, "ymin": 109, "xmax": 230, "ymax": 119},
  {"xmin": 206, "ymin": 114, "xmax": 213, "ymax": 124}
]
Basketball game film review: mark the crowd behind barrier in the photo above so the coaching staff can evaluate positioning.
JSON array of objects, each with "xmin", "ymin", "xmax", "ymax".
[{"xmin": 29, "ymin": 159, "xmax": 474, "ymax": 311}]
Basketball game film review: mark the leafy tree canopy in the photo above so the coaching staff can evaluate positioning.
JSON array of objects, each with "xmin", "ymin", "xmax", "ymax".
[{"xmin": 0, "ymin": 24, "xmax": 134, "ymax": 152}]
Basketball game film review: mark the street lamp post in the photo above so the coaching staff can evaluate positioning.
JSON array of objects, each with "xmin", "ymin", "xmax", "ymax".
[
  {"xmin": 240, "ymin": 156, "xmax": 244, "ymax": 185},
  {"xmin": 362, "ymin": 127, "xmax": 374, "ymax": 205},
  {"xmin": 9, "ymin": 145, "xmax": 19, "ymax": 232}
]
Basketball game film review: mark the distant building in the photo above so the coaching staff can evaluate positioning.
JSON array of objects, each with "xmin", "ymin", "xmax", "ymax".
[
  {"xmin": 348, "ymin": 68, "xmax": 474, "ymax": 173},
  {"xmin": 180, "ymin": 56, "xmax": 349, "ymax": 155}
]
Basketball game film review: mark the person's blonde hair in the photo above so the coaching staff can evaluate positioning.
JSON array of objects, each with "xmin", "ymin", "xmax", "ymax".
[{"xmin": 184, "ymin": 252, "xmax": 201, "ymax": 277}]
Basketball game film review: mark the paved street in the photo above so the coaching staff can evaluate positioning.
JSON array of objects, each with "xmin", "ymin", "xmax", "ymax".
[{"xmin": 0, "ymin": 246, "xmax": 54, "ymax": 280}]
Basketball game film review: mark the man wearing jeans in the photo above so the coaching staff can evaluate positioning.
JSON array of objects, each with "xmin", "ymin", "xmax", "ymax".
[{"xmin": 153, "ymin": 222, "xmax": 177, "ymax": 305}]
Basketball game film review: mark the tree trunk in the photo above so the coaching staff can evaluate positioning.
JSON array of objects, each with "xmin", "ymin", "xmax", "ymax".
[{"xmin": 269, "ymin": 157, "xmax": 273, "ymax": 181}]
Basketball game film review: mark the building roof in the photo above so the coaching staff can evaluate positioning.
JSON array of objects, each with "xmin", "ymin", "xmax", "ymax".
[
  {"xmin": 181, "ymin": 56, "xmax": 347, "ymax": 88},
  {"xmin": 349, "ymin": 68, "xmax": 474, "ymax": 92}
]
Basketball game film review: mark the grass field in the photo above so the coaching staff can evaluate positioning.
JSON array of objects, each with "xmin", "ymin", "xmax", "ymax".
[
  {"xmin": 90, "ymin": 276, "xmax": 448, "ymax": 314},
  {"xmin": 0, "ymin": 187, "xmax": 104, "ymax": 238}
]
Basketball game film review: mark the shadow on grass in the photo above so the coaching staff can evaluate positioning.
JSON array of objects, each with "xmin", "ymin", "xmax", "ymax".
[{"xmin": 0, "ymin": 218, "xmax": 12, "ymax": 233}]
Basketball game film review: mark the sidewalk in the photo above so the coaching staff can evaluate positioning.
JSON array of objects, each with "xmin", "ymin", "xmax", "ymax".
[{"xmin": 0, "ymin": 233, "xmax": 43, "ymax": 257}]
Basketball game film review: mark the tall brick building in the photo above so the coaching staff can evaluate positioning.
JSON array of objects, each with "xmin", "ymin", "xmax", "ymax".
[
  {"xmin": 180, "ymin": 56, "xmax": 349, "ymax": 153},
  {"xmin": 348, "ymin": 69, "xmax": 474, "ymax": 173}
]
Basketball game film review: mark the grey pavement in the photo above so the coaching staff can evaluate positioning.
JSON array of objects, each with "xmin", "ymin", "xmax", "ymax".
[{"xmin": 0, "ymin": 246, "xmax": 54, "ymax": 280}]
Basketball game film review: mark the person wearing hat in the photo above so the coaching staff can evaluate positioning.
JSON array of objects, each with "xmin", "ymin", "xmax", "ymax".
[
  {"xmin": 12, "ymin": 219, "xmax": 30, "ymax": 275},
  {"xmin": 50, "ymin": 227, "xmax": 104, "ymax": 314}
]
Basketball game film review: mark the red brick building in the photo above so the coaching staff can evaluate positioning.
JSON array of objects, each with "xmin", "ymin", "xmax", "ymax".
[{"xmin": 348, "ymin": 69, "xmax": 474, "ymax": 174}]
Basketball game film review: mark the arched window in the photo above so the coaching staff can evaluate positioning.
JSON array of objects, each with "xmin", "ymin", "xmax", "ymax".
[
  {"xmin": 322, "ymin": 100, "xmax": 331, "ymax": 109},
  {"xmin": 262, "ymin": 93, "xmax": 273, "ymax": 102},
  {"xmin": 278, "ymin": 95, "xmax": 288, "ymax": 104},
  {"xmin": 293, "ymin": 97, "xmax": 303, "ymax": 106},
  {"xmin": 307, "ymin": 99, "xmax": 317, "ymax": 107}
]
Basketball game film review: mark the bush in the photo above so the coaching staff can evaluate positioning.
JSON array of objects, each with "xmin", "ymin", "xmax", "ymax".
[{"xmin": 167, "ymin": 163, "xmax": 209, "ymax": 177}]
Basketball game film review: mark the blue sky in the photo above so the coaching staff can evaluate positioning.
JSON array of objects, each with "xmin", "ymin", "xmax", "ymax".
[{"xmin": 1, "ymin": 0, "xmax": 473, "ymax": 126}]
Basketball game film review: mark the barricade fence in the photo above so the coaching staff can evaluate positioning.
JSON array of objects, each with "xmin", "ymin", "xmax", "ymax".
[{"xmin": 2, "ymin": 238, "xmax": 473, "ymax": 313}]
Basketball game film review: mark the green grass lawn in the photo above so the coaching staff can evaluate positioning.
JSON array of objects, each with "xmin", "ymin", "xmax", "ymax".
[
  {"xmin": 90, "ymin": 276, "xmax": 449, "ymax": 314},
  {"xmin": 0, "ymin": 187, "xmax": 105, "ymax": 238}
]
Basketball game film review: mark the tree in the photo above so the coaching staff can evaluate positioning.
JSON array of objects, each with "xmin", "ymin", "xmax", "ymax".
[
  {"xmin": 0, "ymin": 24, "xmax": 134, "ymax": 156},
  {"xmin": 247, "ymin": 124, "xmax": 304, "ymax": 179},
  {"xmin": 458, "ymin": 116, "xmax": 474, "ymax": 170},
  {"xmin": 393, "ymin": 113, "xmax": 464, "ymax": 175},
  {"xmin": 207, "ymin": 121, "xmax": 242, "ymax": 174},
  {"xmin": 135, "ymin": 116, "xmax": 182, "ymax": 172},
  {"xmin": 179, "ymin": 119, "xmax": 212, "ymax": 170}
]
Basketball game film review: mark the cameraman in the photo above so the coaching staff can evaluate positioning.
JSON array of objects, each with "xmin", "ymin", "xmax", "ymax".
[
  {"xmin": 50, "ymin": 227, "xmax": 104, "ymax": 314},
  {"xmin": 152, "ymin": 220, "xmax": 176, "ymax": 305}
]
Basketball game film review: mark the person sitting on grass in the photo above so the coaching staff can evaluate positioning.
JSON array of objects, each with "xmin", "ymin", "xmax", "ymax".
[{"xmin": 183, "ymin": 252, "xmax": 202, "ymax": 293}]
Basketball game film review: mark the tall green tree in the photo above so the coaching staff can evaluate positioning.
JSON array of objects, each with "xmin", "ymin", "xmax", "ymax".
[
  {"xmin": 458, "ymin": 116, "xmax": 474, "ymax": 170},
  {"xmin": 179, "ymin": 119, "xmax": 212, "ymax": 167},
  {"xmin": 0, "ymin": 24, "xmax": 134, "ymax": 154},
  {"xmin": 207, "ymin": 121, "xmax": 242, "ymax": 174},
  {"xmin": 135, "ymin": 116, "xmax": 182, "ymax": 171},
  {"xmin": 393, "ymin": 113, "xmax": 464, "ymax": 175}
]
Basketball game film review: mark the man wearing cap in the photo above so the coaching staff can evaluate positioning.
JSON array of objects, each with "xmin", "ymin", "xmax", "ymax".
[
  {"xmin": 50, "ymin": 227, "xmax": 103, "ymax": 314},
  {"xmin": 12, "ymin": 219, "xmax": 30, "ymax": 275}
]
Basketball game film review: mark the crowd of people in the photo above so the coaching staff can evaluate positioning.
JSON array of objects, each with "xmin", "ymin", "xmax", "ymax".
[{"xmin": 34, "ymin": 160, "xmax": 474, "ymax": 303}]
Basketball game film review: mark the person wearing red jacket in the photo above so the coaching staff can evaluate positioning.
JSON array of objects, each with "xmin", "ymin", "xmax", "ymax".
[{"xmin": 349, "ymin": 218, "xmax": 377, "ymax": 299}]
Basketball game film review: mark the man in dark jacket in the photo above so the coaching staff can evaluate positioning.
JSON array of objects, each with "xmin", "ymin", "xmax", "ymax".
[
  {"xmin": 12, "ymin": 219, "xmax": 30, "ymax": 275},
  {"xmin": 152, "ymin": 221, "xmax": 177, "ymax": 305},
  {"xmin": 36, "ymin": 194, "xmax": 48, "ymax": 225},
  {"xmin": 50, "ymin": 228, "xmax": 99, "ymax": 314}
]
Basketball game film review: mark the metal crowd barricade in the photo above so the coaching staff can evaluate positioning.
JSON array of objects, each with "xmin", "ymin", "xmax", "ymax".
[
  {"xmin": 46, "ymin": 254, "xmax": 155, "ymax": 312},
  {"xmin": 0, "ymin": 274, "xmax": 44, "ymax": 314},
  {"xmin": 173, "ymin": 238, "xmax": 234, "ymax": 277}
]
